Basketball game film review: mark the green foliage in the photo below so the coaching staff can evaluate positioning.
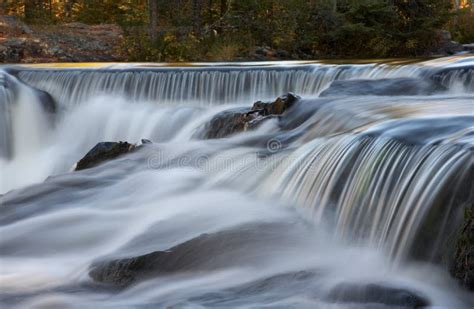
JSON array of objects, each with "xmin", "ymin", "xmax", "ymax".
[
  {"xmin": 450, "ymin": 8, "xmax": 474, "ymax": 43},
  {"xmin": 3, "ymin": 0, "xmax": 470, "ymax": 60},
  {"xmin": 314, "ymin": 0, "xmax": 455, "ymax": 57}
]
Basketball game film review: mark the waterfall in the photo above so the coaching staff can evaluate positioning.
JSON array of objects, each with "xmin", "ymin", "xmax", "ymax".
[
  {"xmin": 0, "ymin": 56, "xmax": 473, "ymax": 308},
  {"xmin": 260, "ymin": 128, "xmax": 472, "ymax": 262},
  {"xmin": 13, "ymin": 63, "xmax": 424, "ymax": 107}
]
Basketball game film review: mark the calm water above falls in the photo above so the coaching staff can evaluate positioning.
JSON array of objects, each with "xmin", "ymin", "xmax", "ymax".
[{"xmin": 0, "ymin": 56, "xmax": 473, "ymax": 308}]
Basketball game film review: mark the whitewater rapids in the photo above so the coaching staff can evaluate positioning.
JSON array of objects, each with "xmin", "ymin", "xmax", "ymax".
[{"xmin": 0, "ymin": 57, "xmax": 473, "ymax": 308}]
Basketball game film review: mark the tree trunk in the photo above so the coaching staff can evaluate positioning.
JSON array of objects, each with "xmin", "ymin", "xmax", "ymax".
[
  {"xmin": 218, "ymin": 0, "xmax": 227, "ymax": 33},
  {"xmin": 220, "ymin": 0, "xmax": 227, "ymax": 17},
  {"xmin": 24, "ymin": 0, "xmax": 37, "ymax": 21},
  {"xmin": 64, "ymin": 0, "xmax": 75, "ymax": 19},
  {"xmin": 149, "ymin": 0, "xmax": 158, "ymax": 43},
  {"xmin": 193, "ymin": 0, "xmax": 202, "ymax": 35},
  {"xmin": 24, "ymin": 0, "xmax": 48, "ymax": 21}
]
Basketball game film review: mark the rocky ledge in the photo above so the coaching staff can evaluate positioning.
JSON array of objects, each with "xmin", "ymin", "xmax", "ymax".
[
  {"xmin": 75, "ymin": 141, "xmax": 136, "ymax": 171},
  {"xmin": 451, "ymin": 206, "xmax": 474, "ymax": 291},
  {"xmin": 200, "ymin": 93, "xmax": 300, "ymax": 139},
  {"xmin": 0, "ymin": 15, "xmax": 126, "ymax": 63}
]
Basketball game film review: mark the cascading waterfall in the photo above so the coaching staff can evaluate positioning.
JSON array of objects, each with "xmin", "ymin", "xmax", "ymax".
[
  {"xmin": 12, "ymin": 63, "xmax": 423, "ymax": 107},
  {"xmin": 0, "ymin": 56, "xmax": 473, "ymax": 308},
  {"xmin": 258, "ymin": 129, "xmax": 472, "ymax": 261}
]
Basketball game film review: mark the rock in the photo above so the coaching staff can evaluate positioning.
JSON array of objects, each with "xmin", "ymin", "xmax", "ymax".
[
  {"xmin": 463, "ymin": 44, "xmax": 474, "ymax": 53},
  {"xmin": 438, "ymin": 30, "xmax": 452, "ymax": 42},
  {"xmin": 63, "ymin": 22, "xmax": 89, "ymax": 30},
  {"xmin": 201, "ymin": 93, "xmax": 300, "ymax": 139},
  {"xmin": 0, "ymin": 38, "xmax": 43, "ymax": 63},
  {"xmin": 190, "ymin": 270, "xmax": 318, "ymax": 305},
  {"xmin": 325, "ymin": 283, "xmax": 430, "ymax": 308},
  {"xmin": 250, "ymin": 46, "xmax": 290, "ymax": 60},
  {"xmin": 436, "ymin": 41, "xmax": 465, "ymax": 56},
  {"xmin": 0, "ymin": 19, "xmax": 125, "ymax": 63},
  {"xmin": 276, "ymin": 49, "xmax": 291, "ymax": 58},
  {"xmin": 434, "ymin": 30, "xmax": 465, "ymax": 56},
  {"xmin": 89, "ymin": 223, "xmax": 295, "ymax": 286},
  {"xmin": 320, "ymin": 78, "xmax": 447, "ymax": 97},
  {"xmin": 200, "ymin": 108, "xmax": 258, "ymax": 139},
  {"xmin": 0, "ymin": 15, "xmax": 32, "ymax": 35},
  {"xmin": 75, "ymin": 142, "xmax": 136, "ymax": 171},
  {"xmin": 252, "ymin": 93, "xmax": 298, "ymax": 115},
  {"xmin": 451, "ymin": 206, "xmax": 474, "ymax": 291}
]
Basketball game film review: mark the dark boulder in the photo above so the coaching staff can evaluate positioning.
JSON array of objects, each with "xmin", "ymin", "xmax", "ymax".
[
  {"xmin": 433, "ymin": 30, "xmax": 465, "ymax": 56},
  {"xmin": 201, "ymin": 93, "xmax": 300, "ymax": 139},
  {"xmin": 320, "ymin": 78, "xmax": 447, "ymax": 97},
  {"xmin": 451, "ymin": 206, "xmax": 474, "ymax": 291},
  {"xmin": 89, "ymin": 223, "xmax": 297, "ymax": 287},
  {"xmin": 252, "ymin": 93, "xmax": 298, "ymax": 115},
  {"xmin": 75, "ymin": 141, "xmax": 136, "ymax": 171},
  {"xmin": 325, "ymin": 283, "xmax": 430, "ymax": 308}
]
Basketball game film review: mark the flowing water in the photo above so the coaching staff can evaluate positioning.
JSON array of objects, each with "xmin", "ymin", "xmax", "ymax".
[{"xmin": 0, "ymin": 56, "xmax": 473, "ymax": 308}]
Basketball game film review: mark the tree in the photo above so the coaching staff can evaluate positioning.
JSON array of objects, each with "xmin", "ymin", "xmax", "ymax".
[
  {"xmin": 148, "ymin": 0, "xmax": 158, "ymax": 42},
  {"xmin": 64, "ymin": 0, "xmax": 76, "ymax": 19},
  {"xmin": 24, "ymin": 0, "xmax": 45, "ymax": 22}
]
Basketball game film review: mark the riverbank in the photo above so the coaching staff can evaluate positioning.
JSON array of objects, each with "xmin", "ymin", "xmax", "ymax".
[
  {"xmin": 2, "ymin": 15, "xmax": 474, "ymax": 64},
  {"xmin": 0, "ymin": 16, "xmax": 126, "ymax": 63}
]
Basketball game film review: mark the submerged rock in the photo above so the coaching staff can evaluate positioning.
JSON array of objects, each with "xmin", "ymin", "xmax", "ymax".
[
  {"xmin": 89, "ymin": 223, "xmax": 297, "ymax": 286},
  {"xmin": 202, "ymin": 93, "xmax": 299, "ymax": 139},
  {"xmin": 320, "ymin": 78, "xmax": 446, "ymax": 97},
  {"xmin": 75, "ymin": 142, "xmax": 136, "ymax": 171},
  {"xmin": 451, "ymin": 206, "xmax": 474, "ymax": 291},
  {"xmin": 325, "ymin": 283, "xmax": 430, "ymax": 308}
]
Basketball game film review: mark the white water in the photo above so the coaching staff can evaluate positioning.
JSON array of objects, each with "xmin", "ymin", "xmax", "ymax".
[
  {"xmin": 15, "ymin": 64, "xmax": 423, "ymax": 106},
  {"xmin": 1, "ymin": 57, "xmax": 473, "ymax": 308}
]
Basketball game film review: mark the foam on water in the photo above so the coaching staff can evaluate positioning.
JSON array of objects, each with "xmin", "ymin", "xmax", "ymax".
[{"xmin": 0, "ymin": 56, "xmax": 473, "ymax": 307}]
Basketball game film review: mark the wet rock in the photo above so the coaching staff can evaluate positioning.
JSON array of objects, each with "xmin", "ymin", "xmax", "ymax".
[
  {"xmin": 463, "ymin": 44, "xmax": 474, "ymax": 53},
  {"xmin": 451, "ymin": 206, "xmax": 474, "ymax": 291},
  {"xmin": 202, "ymin": 93, "xmax": 300, "ymax": 139},
  {"xmin": 89, "ymin": 223, "xmax": 297, "ymax": 286},
  {"xmin": 252, "ymin": 93, "xmax": 298, "ymax": 115},
  {"xmin": 435, "ymin": 41, "xmax": 465, "ymax": 56},
  {"xmin": 325, "ymin": 283, "xmax": 430, "ymax": 308},
  {"xmin": 434, "ymin": 30, "xmax": 465, "ymax": 56},
  {"xmin": 320, "ymin": 78, "xmax": 447, "ymax": 97},
  {"xmin": 190, "ymin": 270, "xmax": 319, "ymax": 306},
  {"xmin": 75, "ymin": 142, "xmax": 136, "ymax": 171}
]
